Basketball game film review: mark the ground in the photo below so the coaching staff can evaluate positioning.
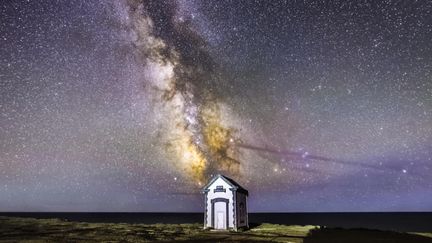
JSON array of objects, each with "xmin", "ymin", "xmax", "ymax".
[{"xmin": 0, "ymin": 216, "xmax": 431, "ymax": 242}]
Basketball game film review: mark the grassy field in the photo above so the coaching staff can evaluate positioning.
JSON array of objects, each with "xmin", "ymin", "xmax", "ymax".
[{"xmin": 0, "ymin": 216, "xmax": 431, "ymax": 242}]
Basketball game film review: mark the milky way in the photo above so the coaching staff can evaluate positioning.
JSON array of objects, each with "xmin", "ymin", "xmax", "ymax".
[
  {"xmin": 112, "ymin": 0, "xmax": 245, "ymax": 185},
  {"xmin": 1, "ymin": 0, "xmax": 432, "ymax": 212}
]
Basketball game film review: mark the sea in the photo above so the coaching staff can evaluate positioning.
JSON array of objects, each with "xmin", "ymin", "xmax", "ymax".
[{"xmin": 1, "ymin": 212, "xmax": 431, "ymax": 232}]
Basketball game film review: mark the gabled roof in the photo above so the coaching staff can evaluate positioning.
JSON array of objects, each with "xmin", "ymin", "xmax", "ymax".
[{"xmin": 202, "ymin": 174, "xmax": 248, "ymax": 196}]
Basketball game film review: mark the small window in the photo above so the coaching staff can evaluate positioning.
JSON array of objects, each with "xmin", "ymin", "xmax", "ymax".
[{"xmin": 239, "ymin": 202, "xmax": 245, "ymax": 223}]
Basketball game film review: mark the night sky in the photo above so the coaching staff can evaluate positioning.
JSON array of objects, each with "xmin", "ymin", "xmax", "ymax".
[{"xmin": 1, "ymin": 0, "xmax": 432, "ymax": 212}]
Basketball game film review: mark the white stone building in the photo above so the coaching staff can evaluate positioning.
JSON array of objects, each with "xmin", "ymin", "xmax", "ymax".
[{"xmin": 202, "ymin": 174, "xmax": 249, "ymax": 230}]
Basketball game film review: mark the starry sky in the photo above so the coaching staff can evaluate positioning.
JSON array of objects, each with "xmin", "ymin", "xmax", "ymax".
[{"xmin": 1, "ymin": 0, "xmax": 432, "ymax": 212}]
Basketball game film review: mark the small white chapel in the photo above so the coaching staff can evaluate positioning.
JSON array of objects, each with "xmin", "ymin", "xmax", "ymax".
[{"xmin": 202, "ymin": 174, "xmax": 249, "ymax": 231}]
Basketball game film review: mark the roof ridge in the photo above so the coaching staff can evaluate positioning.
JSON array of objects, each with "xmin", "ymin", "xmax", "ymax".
[{"xmin": 202, "ymin": 174, "xmax": 248, "ymax": 196}]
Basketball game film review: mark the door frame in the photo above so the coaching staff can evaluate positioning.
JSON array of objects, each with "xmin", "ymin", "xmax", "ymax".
[{"xmin": 211, "ymin": 198, "xmax": 229, "ymax": 229}]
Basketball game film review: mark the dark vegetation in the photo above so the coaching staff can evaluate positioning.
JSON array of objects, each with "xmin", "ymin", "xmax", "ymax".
[{"xmin": 0, "ymin": 216, "xmax": 431, "ymax": 242}]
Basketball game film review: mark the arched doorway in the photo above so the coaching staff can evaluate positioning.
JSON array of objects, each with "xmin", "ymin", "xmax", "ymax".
[{"xmin": 211, "ymin": 198, "xmax": 229, "ymax": 229}]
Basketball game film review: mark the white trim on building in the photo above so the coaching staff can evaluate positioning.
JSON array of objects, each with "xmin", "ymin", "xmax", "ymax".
[{"xmin": 202, "ymin": 174, "xmax": 249, "ymax": 231}]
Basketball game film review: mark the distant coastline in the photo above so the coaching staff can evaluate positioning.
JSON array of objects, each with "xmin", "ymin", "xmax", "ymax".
[{"xmin": 0, "ymin": 212, "xmax": 431, "ymax": 232}]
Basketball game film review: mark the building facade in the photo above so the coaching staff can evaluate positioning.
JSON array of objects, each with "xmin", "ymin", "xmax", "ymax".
[{"xmin": 202, "ymin": 174, "xmax": 249, "ymax": 231}]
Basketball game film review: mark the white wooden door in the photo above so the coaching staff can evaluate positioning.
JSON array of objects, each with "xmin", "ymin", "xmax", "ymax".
[{"xmin": 216, "ymin": 211, "xmax": 225, "ymax": 229}]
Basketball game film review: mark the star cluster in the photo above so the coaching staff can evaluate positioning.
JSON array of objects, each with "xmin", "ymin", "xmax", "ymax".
[{"xmin": 0, "ymin": 0, "xmax": 431, "ymax": 212}]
